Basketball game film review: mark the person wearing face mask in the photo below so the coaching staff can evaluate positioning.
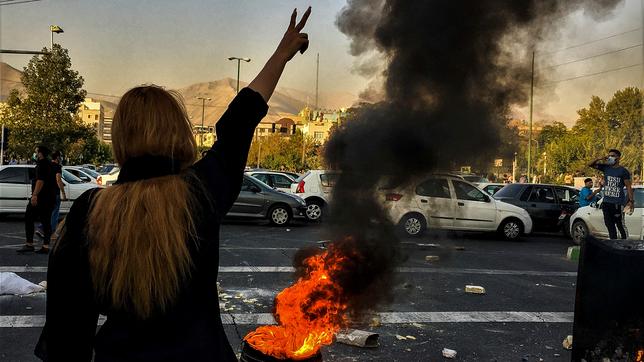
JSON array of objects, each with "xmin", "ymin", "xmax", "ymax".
[{"xmin": 588, "ymin": 149, "xmax": 634, "ymax": 239}]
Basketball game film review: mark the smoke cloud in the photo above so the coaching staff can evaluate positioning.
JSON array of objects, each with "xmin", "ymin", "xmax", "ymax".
[{"xmin": 296, "ymin": 0, "xmax": 623, "ymax": 322}]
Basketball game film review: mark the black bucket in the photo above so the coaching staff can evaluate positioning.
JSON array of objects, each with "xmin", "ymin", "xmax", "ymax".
[{"xmin": 572, "ymin": 238, "xmax": 644, "ymax": 361}]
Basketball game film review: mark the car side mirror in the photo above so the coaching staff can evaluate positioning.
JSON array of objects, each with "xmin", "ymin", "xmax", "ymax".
[{"xmin": 251, "ymin": 185, "xmax": 261, "ymax": 193}]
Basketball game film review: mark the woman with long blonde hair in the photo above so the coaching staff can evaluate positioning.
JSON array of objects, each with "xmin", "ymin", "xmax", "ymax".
[{"xmin": 35, "ymin": 8, "xmax": 311, "ymax": 361}]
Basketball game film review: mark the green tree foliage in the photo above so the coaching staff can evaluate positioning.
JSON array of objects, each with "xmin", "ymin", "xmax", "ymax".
[
  {"xmin": 0, "ymin": 44, "xmax": 111, "ymax": 164},
  {"xmin": 247, "ymin": 131, "xmax": 323, "ymax": 172},
  {"xmin": 541, "ymin": 87, "xmax": 643, "ymax": 181}
]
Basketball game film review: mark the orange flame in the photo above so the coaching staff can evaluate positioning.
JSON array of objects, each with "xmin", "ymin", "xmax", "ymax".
[
  {"xmin": 244, "ymin": 247, "xmax": 350, "ymax": 360},
  {"xmin": 636, "ymin": 349, "xmax": 643, "ymax": 362}
]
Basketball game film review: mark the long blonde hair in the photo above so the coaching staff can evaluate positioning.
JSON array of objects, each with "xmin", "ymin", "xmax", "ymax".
[{"xmin": 88, "ymin": 85, "xmax": 198, "ymax": 318}]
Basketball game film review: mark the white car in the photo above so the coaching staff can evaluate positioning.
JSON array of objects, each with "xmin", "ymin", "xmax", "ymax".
[
  {"xmin": 569, "ymin": 186, "xmax": 643, "ymax": 243},
  {"xmin": 380, "ymin": 174, "xmax": 533, "ymax": 240},
  {"xmin": 290, "ymin": 170, "xmax": 339, "ymax": 221},
  {"xmin": 0, "ymin": 165, "xmax": 99, "ymax": 214},
  {"xmin": 245, "ymin": 171, "xmax": 296, "ymax": 193},
  {"xmin": 64, "ymin": 166, "xmax": 101, "ymax": 184},
  {"xmin": 97, "ymin": 165, "xmax": 120, "ymax": 187}
]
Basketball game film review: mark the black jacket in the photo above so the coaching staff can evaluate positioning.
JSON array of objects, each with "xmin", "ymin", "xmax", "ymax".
[{"xmin": 35, "ymin": 88, "xmax": 268, "ymax": 361}]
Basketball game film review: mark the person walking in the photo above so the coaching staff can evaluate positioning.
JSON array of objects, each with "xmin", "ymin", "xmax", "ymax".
[
  {"xmin": 588, "ymin": 149, "xmax": 634, "ymax": 239},
  {"xmin": 17, "ymin": 145, "xmax": 57, "ymax": 254},
  {"xmin": 36, "ymin": 151, "xmax": 67, "ymax": 242},
  {"xmin": 35, "ymin": 7, "xmax": 311, "ymax": 361}
]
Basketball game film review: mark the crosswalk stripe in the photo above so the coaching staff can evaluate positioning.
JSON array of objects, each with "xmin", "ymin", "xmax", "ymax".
[{"xmin": 0, "ymin": 311, "xmax": 573, "ymax": 328}]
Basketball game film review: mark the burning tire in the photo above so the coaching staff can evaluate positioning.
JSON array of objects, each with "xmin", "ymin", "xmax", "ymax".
[
  {"xmin": 269, "ymin": 205, "xmax": 291, "ymax": 226},
  {"xmin": 305, "ymin": 199, "xmax": 324, "ymax": 222},
  {"xmin": 499, "ymin": 218, "xmax": 523, "ymax": 240},
  {"xmin": 571, "ymin": 220, "xmax": 588, "ymax": 245},
  {"xmin": 400, "ymin": 213, "xmax": 426, "ymax": 237}
]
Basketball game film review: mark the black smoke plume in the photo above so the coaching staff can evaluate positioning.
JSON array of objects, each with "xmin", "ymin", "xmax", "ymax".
[{"xmin": 294, "ymin": 0, "xmax": 623, "ymax": 321}]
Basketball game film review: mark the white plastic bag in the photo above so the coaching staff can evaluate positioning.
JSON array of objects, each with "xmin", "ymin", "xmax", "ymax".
[{"xmin": 0, "ymin": 272, "xmax": 45, "ymax": 295}]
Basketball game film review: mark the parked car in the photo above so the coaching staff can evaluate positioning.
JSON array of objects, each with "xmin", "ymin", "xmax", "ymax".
[
  {"xmin": 226, "ymin": 175, "xmax": 307, "ymax": 225},
  {"xmin": 476, "ymin": 182, "xmax": 506, "ymax": 196},
  {"xmin": 290, "ymin": 170, "xmax": 340, "ymax": 221},
  {"xmin": 380, "ymin": 174, "xmax": 532, "ymax": 240},
  {"xmin": 245, "ymin": 171, "xmax": 296, "ymax": 193},
  {"xmin": 493, "ymin": 183, "xmax": 579, "ymax": 235},
  {"xmin": 0, "ymin": 165, "xmax": 99, "ymax": 214},
  {"xmin": 97, "ymin": 165, "xmax": 120, "ymax": 186},
  {"xmin": 569, "ymin": 186, "xmax": 643, "ymax": 243},
  {"xmin": 81, "ymin": 164, "xmax": 97, "ymax": 171},
  {"xmin": 64, "ymin": 166, "xmax": 100, "ymax": 184}
]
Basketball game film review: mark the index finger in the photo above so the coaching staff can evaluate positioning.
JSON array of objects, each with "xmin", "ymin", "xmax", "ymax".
[{"xmin": 295, "ymin": 6, "xmax": 311, "ymax": 31}]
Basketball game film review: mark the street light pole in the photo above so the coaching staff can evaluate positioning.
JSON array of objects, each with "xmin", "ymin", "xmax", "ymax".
[
  {"xmin": 196, "ymin": 97, "xmax": 211, "ymax": 147},
  {"xmin": 50, "ymin": 25, "xmax": 64, "ymax": 49},
  {"xmin": 227, "ymin": 57, "xmax": 251, "ymax": 94},
  {"xmin": 527, "ymin": 51, "xmax": 535, "ymax": 183}
]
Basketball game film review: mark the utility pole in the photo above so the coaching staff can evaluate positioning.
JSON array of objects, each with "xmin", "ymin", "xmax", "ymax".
[
  {"xmin": 301, "ymin": 134, "xmax": 306, "ymax": 169},
  {"xmin": 527, "ymin": 51, "xmax": 535, "ymax": 184},
  {"xmin": 196, "ymin": 97, "xmax": 211, "ymax": 147},
  {"xmin": 1, "ymin": 124, "xmax": 5, "ymax": 166}
]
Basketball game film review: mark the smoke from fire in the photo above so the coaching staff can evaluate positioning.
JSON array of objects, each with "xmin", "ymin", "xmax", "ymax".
[{"xmin": 315, "ymin": 1, "xmax": 623, "ymax": 317}]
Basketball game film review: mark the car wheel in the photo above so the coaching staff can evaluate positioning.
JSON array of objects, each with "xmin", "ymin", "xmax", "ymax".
[
  {"xmin": 400, "ymin": 213, "xmax": 426, "ymax": 237},
  {"xmin": 269, "ymin": 205, "xmax": 291, "ymax": 226},
  {"xmin": 571, "ymin": 220, "xmax": 588, "ymax": 245},
  {"xmin": 499, "ymin": 218, "xmax": 523, "ymax": 241},
  {"xmin": 305, "ymin": 200, "xmax": 324, "ymax": 222}
]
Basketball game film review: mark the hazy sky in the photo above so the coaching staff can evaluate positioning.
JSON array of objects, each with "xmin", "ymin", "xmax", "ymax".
[{"xmin": 1, "ymin": 0, "xmax": 642, "ymax": 125}]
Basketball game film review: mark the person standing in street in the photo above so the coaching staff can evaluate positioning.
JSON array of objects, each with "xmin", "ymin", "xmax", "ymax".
[
  {"xmin": 579, "ymin": 177, "xmax": 602, "ymax": 207},
  {"xmin": 17, "ymin": 145, "xmax": 57, "ymax": 254},
  {"xmin": 36, "ymin": 7, "xmax": 311, "ymax": 361},
  {"xmin": 36, "ymin": 151, "xmax": 67, "ymax": 241},
  {"xmin": 588, "ymin": 149, "xmax": 634, "ymax": 239}
]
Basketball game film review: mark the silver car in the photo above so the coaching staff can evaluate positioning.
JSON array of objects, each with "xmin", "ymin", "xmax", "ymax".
[{"xmin": 226, "ymin": 175, "xmax": 307, "ymax": 225}]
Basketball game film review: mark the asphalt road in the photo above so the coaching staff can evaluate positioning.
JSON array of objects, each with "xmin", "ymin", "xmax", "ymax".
[{"xmin": 0, "ymin": 216, "xmax": 579, "ymax": 361}]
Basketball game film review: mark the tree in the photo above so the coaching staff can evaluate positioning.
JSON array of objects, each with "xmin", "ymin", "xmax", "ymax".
[
  {"xmin": 247, "ymin": 131, "xmax": 323, "ymax": 171},
  {"xmin": 0, "ymin": 44, "xmax": 100, "ymax": 159}
]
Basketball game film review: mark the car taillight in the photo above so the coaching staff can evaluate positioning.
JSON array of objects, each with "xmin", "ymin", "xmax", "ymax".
[
  {"xmin": 295, "ymin": 180, "xmax": 305, "ymax": 193},
  {"xmin": 97, "ymin": 176, "xmax": 102, "ymax": 185},
  {"xmin": 386, "ymin": 193, "xmax": 403, "ymax": 201}
]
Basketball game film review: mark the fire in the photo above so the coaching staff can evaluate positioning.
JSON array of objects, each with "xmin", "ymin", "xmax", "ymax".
[
  {"xmin": 244, "ymin": 246, "xmax": 350, "ymax": 360},
  {"xmin": 636, "ymin": 349, "xmax": 643, "ymax": 362}
]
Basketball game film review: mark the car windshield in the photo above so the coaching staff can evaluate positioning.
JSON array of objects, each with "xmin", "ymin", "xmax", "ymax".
[
  {"xmin": 493, "ymin": 184, "xmax": 523, "ymax": 198},
  {"xmin": 62, "ymin": 169, "xmax": 84, "ymax": 184},
  {"xmin": 246, "ymin": 175, "xmax": 272, "ymax": 190}
]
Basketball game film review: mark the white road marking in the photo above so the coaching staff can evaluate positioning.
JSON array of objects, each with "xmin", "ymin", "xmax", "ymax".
[
  {"xmin": 0, "ymin": 265, "xmax": 577, "ymax": 276},
  {"xmin": 0, "ymin": 311, "xmax": 573, "ymax": 328}
]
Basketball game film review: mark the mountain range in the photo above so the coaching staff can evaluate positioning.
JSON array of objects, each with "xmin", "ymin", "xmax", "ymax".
[{"xmin": 0, "ymin": 62, "xmax": 357, "ymax": 125}]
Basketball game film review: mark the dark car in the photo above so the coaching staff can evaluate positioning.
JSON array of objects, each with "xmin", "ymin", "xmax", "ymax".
[
  {"xmin": 493, "ymin": 183, "xmax": 579, "ymax": 235},
  {"xmin": 226, "ymin": 175, "xmax": 307, "ymax": 225}
]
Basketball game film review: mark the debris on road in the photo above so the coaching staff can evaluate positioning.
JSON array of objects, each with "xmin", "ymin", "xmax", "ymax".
[
  {"xmin": 566, "ymin": 246, "xmax": 580, "ymax": 261},
  {"xmin": 369, "ymin": 316, "xmax": 381, "ymax": 327},
  {"xmin": 562, "ymin": 335, "xmax": 573, "ymax": 350},
  {"xmin": 454, "ymin": 246, "xmax": 466, "ymax": 251},
  {"xmin": 0, "ymin": 272, "xmax": 45, "ymax": 295},
  {"xmin": 335, "ymin": 329, "xmax": 379, "ymax": 348},
  {"xmin": 465, "ymin": 285, "xmax": 486, "ymax": 294},
  {"xmin": 405, "ymin": 335, "xmax": 416, "ymax": 340},
  {"xmin": 442, "ymin": 348, "xmax": 457, "ymax": 358},
  {"xmin": 395, "ymin": 335, "xmax": 407, "ymax": 340},
  {"xmin": 425, "ymin": 255, "xmax": 440, "ymax": 262}
]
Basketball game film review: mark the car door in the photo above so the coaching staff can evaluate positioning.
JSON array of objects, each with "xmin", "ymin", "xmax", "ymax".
[
  {"xmin": 0, "ymin": 167, "xmax": 30, "ymax": 212},
  {"xmin": 525, "ymin": 186, "xmax": 560, "ymax": 231},
  {"xmin": 228, "ymin": 177, "xmax": 267, "ymax": 216},
  {"xmin": 451, "ymin": 179, "xmax": 498, "ymax": 231},
  {"xmin": 413, "ymin": 177, "xmax": 455, "ymax": 229}
]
